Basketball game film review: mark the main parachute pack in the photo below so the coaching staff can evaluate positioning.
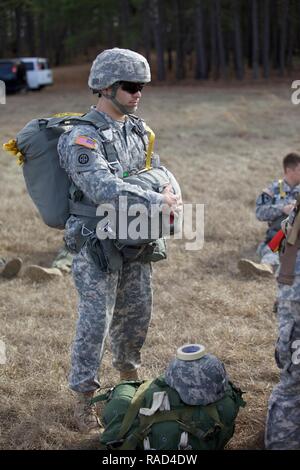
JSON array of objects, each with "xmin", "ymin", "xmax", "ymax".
[{"xmin": 3, "ymin": 110, "xmax": 182, "ymax": 247}]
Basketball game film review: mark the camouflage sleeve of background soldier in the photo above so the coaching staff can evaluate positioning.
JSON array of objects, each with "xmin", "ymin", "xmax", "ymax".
[
  {"xmin": 255, "ymin": 182, "xmax": 286, "ymax": 222},
  {"xmin": 58, "ymin": 125, "xmax": 164, "ymax": 212}
]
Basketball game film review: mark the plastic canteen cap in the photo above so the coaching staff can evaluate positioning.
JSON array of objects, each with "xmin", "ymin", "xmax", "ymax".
[{"xmin": 176, "ymin": 344, "xmax": 206, "ymax": 361}]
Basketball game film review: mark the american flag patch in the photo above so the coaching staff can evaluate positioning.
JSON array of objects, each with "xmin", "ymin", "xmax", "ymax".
[{"xmin": 75, "ymin": 135, "xmax": 97, "ymax": 149}]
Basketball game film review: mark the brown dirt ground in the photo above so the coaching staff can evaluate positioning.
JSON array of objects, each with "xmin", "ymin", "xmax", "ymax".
[{"xmin": 1, "ymin": 64, "xmax": 300, "ymax": 449}]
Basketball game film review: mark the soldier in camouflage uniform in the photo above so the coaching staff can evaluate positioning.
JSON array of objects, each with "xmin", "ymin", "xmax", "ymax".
[
  {"xmin": 0, "ymin": 253, "xmax": 70, "ymax": 282},
  {"xmin": 22, "ymin": 245, "xmax": 73, "ymax": 282},
  {"xmin": 265, "ymin": 207, "xmax": 300, "ymax": 449},
  {"xmin": 239, "ymin": 153, "xmax": 300, "ymax": 277},
  {"xmin": 57, "ymin": 48, "xmax": 179, "ymax": 433}
]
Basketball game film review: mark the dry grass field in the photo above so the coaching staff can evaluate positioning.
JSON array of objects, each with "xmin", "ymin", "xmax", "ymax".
[{"xmin": 1, "ymin": 64, "xmax": 300, "ymax": 450}]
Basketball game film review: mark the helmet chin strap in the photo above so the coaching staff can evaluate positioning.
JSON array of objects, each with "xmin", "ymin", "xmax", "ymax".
[{"xmin": 102, "ymin": 83, "xmax": 132, "ymax": 116}]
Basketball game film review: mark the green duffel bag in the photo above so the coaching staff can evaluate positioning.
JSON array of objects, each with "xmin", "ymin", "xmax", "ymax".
[{"xmin": 93, "ymin": 375, "xmax": 245, "ymax": 451}]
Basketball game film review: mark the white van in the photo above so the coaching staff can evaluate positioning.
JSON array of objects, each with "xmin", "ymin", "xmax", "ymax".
[{"xmin": 20, "ymin": 57, "xmax": 53, "ymax": 90}]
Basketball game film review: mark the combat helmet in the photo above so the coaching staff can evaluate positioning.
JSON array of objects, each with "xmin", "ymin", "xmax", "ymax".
[
  {"xmin": 165, "ymin": 344, "xmax": 229, "ymax": 406},
  {"xmin": 88, "ymin": 48, "xmax": 151, "ymax": 92}
]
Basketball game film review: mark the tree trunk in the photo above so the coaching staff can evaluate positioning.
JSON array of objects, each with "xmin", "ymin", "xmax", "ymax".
[
  {"xmin": 150, "ymin": 0, "xmax": 166, "ymax": 81},
  {"xmin": 271, "ymin": 0, "xmax": 279, "ymax": 70},
  {"xmin": 14, "ymin": 6, "xmax": 23, "ymax": 55},
  {"xmin": 0, "ymin": 9, "xmax": 7, "ymax": 58},
  {"xmin": 287, "ymin": 4, "xmax": 293, "ymax": 71},
  {"xmin": 53, "ymin": 24, "xmax": 67, "ymax": 66},
  {"xmin": 38, "ymin": 10, "xmax": 47, "ymax": 58},
  {"xmin": 215, "ymin": 0, "xmax": 227, "ymax": 79},
  {"xmin": 262, "ymin": 0, "xmax": 270, "ymax": 78},
  {"xmin": 119, "ymin": 0, "xmax": 131, "ymax": 49},
  {"xmin": 279, "ymin": 0, "xmax": 289, "ymax": 76},
  {"xmin": 173, "ymin": 0, "xmax": 186, "ymax": 80},
  {"xmin": 251, "ymin": 0, "xmax": 259, "ymax": 79},
  {"xmin": 210, "ymin": 1, "xmax": 218, "ymax": 79},
  {"xmin": 246, "ymin": 3, "xmax": 252, "ymax": 68},
  {"xmin": 25, "ymin": 8, "xmax": 36, "ymax": 56},
  {"xmin": 297, "ymin": 0, "xmax": 300, "ymax": 66},
  {"xmin": 167, "ymin": 47, "xmax": 173, "ymax": 72},
  {"xmin": 232, "ymin": 0, "xmax": 244, "ymax": 80},
  {"xmin": 195, "ymin": 0, "xmax": 208, "ymax": 79},
  {"xmin": 142, "ymin": 0, "xmax": 151, "ymax": 65}
]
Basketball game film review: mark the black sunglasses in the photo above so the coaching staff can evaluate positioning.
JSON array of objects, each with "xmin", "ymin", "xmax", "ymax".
[{"xmin": 119, "ymin": 81, "xmax": 145, "ymax": 94}]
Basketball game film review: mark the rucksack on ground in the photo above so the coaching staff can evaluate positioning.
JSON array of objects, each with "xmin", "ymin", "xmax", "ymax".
[{"xmin": 93, "ymin": 376, "xmax": 245, "ymax": 450}]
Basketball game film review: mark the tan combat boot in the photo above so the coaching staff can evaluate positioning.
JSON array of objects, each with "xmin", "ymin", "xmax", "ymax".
[
  {"xmin": 0, "ymin": 258, "xmax": 23, "ymax": 279},
  {"xmin": 23, "ymin": 265, "xmax": 63, "ymax": 282},
  {"xmin": 74, "ymin": 391, "xmax": 101, "ymax": 434},
  {"xmin": 238, "ymin": 259, "xmax": 273, "ymax": 277},
  {"xmin": 119, "ymin": 369, "xmax": 139, "ymax": 381}
]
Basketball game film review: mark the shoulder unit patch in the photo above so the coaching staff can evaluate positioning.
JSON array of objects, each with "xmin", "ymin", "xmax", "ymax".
[{"xmin": 78, "ymin": 153, "xmax": 90, "ymax": 165}]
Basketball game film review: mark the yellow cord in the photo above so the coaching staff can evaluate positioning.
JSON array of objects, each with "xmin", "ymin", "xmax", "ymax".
[
  {"xmin": 144, "ymin": 125, "xmax": 155, "ymax": 170},
  {"xmin": 3, "ymin": 139, "xmax": 24, "ymax": 165}
]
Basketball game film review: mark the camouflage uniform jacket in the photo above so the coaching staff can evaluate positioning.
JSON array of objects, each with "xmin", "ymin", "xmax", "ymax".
[
  {"xmin": 278, "ymin": 204, "xmax": 300, "ymax": 293},
  {"xmin": 256, "ymin": 179, "xmax": 300, "ymax": 223},
  {"xmin": 57, "ymin": 108, "xmax": 164, "ymax": 252}
]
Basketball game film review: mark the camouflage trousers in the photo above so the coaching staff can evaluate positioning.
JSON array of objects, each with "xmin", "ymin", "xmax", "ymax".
[
  {"xmin": 256, "ymin": 242, "xmax": 279, "ymax": 267},
  {"xmin": 69, "ymin": 243, "xmax": 153, "ymax": 393},
  {"xmin": 265, "ymin": 299, "xmax": 300, "ymax": 449}
]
